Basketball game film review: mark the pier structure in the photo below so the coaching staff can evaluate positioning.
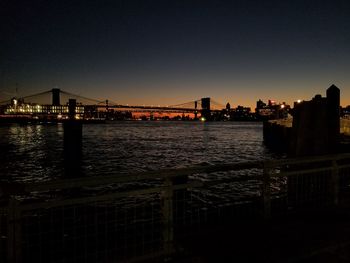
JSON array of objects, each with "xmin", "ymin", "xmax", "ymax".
[
  {"xmin": 292, "ymin": 85, "xmax": 340, "ymax": 156},
  {"xmin": 264, "ymin": 85, "xmax": 343, "ymax": 156}
]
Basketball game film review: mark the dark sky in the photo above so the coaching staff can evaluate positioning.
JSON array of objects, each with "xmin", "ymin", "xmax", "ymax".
[{"xmin": 1, "ymin": 0, "xmax": 350, "ymax": 107}]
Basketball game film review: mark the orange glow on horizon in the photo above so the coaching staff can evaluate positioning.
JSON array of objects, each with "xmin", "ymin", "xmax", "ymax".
[{"xmin": 131, "ymin": 112, "xmax": 195, "ymax": 119}]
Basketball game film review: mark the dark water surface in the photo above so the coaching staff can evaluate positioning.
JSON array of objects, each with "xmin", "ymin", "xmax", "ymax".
[{"xmin": 0, "ymin": 121, "xmax": 274, "ymax": 183}]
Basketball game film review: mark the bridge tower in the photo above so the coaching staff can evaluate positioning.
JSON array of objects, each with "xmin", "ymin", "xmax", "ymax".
[
  {"xmin": 52, "ymin": 88, "xmax": 61, "ymax": 106},
  {"xmin": 201, "ymin": 97, "xmax": 211, "ymax": 120}
]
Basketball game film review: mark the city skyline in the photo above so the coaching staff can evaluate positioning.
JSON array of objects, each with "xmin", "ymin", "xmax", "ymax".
[{"xmin": 1, "ymin": 0, "xmax": 350, "ymax": 108}]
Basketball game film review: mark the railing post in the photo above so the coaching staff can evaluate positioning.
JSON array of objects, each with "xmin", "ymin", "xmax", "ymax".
[
  {"xmin": 7, "ymin": 197, "xmax": 21, "ymax": 263},
  {"xmin": 262, "ymin": 162, "xmax": 272, "ymax": 219},
  {"xmin": 162, "ymin": 176, "xmax": 174, "ymax": 257},
  {"xmin": 331, "ymin": 159, "xmax": 339, "ymax": 206}
]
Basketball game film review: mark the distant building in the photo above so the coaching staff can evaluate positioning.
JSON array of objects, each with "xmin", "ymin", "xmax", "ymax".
[
  {"xmin": 256, "ymin": 99, "xmax": 266, "ymax": 110},
  {"xmin": 3, "ymin": 99, "xmax": 84, "ymax": 119},
  {"xmin": 341, "ymin": 105, "xmax": 350, "ymax": 119},
  {"xmin": 229, "ymin": 105, "xmax": 256, "ymax": 121},
  {"xmin": 268, "ymin": 100, "xmax": 276, "ymax": 107},
  {"xmin": 255, "ymin": 99, "xmax": 290, "ymax": 120}
]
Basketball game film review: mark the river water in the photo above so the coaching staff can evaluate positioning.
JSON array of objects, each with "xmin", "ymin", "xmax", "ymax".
[
  {"xmin": 0, "ymin": 121, "xmax": 275, "ymax": 183},
  {"xmin": 1, "ymin": 121, "xmax": 281, "ymax": 260}
]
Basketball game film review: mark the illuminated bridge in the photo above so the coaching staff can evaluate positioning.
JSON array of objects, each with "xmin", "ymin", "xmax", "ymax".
[{"xmin": 0, "ymin": 88, "xmax": 226, "ymax": 120}]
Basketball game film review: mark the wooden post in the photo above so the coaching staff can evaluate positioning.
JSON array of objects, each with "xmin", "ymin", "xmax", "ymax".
[
  {"xmin": 162, "ymin": 176, "xmax": 174, "ymax": 257},
  {"xmin": 64, "ymin": 99, "xmax": 83, "ymax": 177},
  {"xmin": 331, "ymin": 159, "xmax": 339, "ymax": 206},
  {"xmin": 262, "ymin": 162, "xmax": 272, "ymax": 219},
  {"xmin": 7, "ymin": 198, "xmax": 21, "ymax": 263}
]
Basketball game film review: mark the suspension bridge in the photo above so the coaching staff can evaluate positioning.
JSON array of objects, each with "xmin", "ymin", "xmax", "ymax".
[{"xmin": 0, "ymin": 88, "xmax": 227, "ymax": 120}]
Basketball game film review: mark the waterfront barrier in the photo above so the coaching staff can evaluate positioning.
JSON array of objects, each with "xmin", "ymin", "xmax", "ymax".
[{"xmin": 1, "ymin": 153, "xmax": 350, "ymax": 262}]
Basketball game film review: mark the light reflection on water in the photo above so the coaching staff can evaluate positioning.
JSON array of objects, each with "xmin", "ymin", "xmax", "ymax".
[
  {"xmin": 0, "ymin": 121, "xmax": 275, "ymax": 183},
  {"xmin": 0, "ymin": 124, "xmax": 64, "ymax": 182}
]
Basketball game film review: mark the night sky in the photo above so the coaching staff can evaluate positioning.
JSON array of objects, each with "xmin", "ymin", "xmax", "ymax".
[{"xmin": 1, "ymin": 0, "xmax": 350, "ymax": 108}]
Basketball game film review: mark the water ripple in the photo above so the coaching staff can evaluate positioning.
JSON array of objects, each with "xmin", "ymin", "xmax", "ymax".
[{"xmin": 0, "ymin": 121, "xmax": 274, "ymax": 183}]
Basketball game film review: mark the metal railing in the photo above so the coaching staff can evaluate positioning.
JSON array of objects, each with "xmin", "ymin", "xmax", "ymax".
[{"xmin": 1, "ymin": 153, "xmax": 350, "ymax": 262}]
